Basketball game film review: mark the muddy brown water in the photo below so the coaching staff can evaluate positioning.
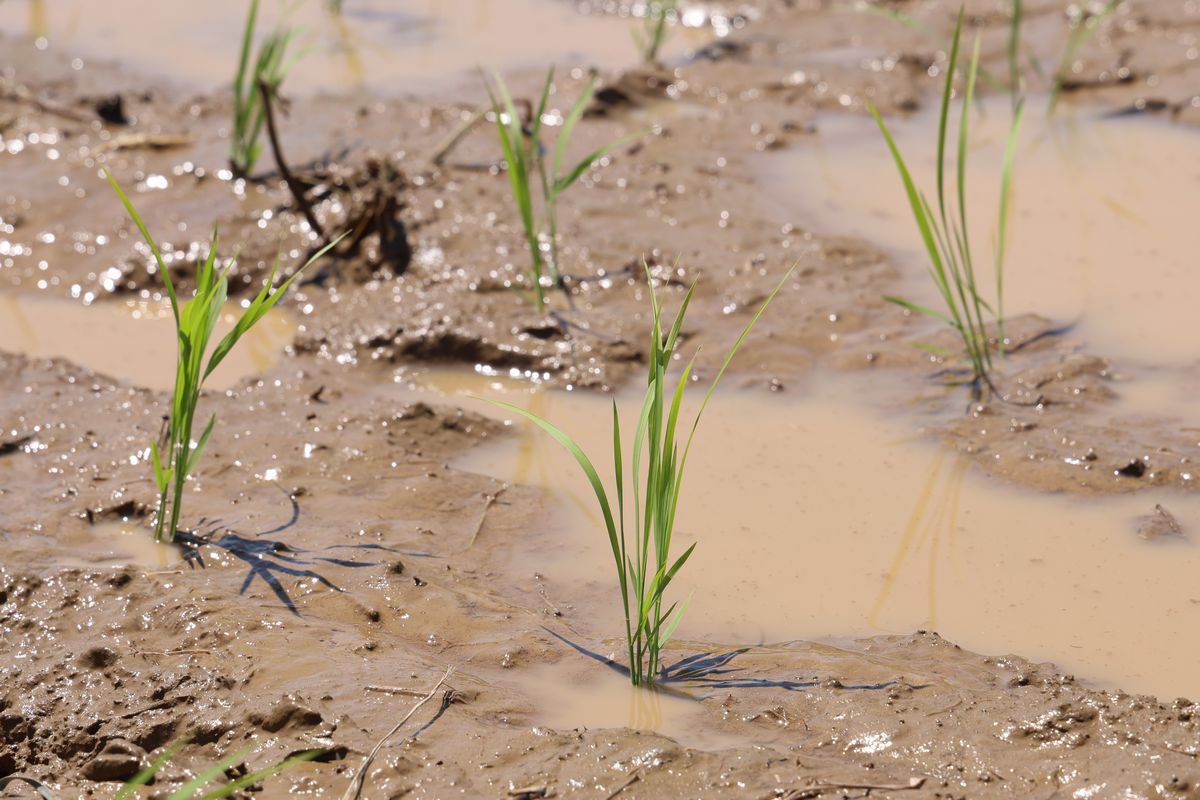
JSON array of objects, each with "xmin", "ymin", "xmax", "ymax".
[
  {"xmin": 0, "ymin": 0, "xmax": 712, "ymax": 94},
  {"xmin": 408, "ymin": 369, "xmax": 1200, "ymax": 707},
  {"xmin": 760, "ymin": 96, "xmax": 1200, "ymax": 368},
  {"xmin": 9, "ymin": 2, "xmax": 1200, "ymax": 795},
  {"xmin": 0, "ymin": 293, "xmax": 295, "ymax": 391}
]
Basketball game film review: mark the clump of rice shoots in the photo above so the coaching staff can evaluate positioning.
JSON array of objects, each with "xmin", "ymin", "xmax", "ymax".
[
  {"xmin": 867, "ymin": 10, "xmax": 1025, "ymax": 397},
  {"xmin": 2, "ymin": 738, "xmax": 321, "ymax": 800},
  {"xmin": 105, "ymin": 170, "xmax": 338, "ymax": 542},
  {"xmin": 491, "ymin": 264, "xmax": 792, "ymax": 685},
  {"xmin": 486, "ymin": 68, "xmax": 636, "ymax": 311},
  {"xmin": 633, "ymin": 0, "xmax": 677, "ymax": 65},
  {"xmin": 1049, "ymin": 0, "xmax": 1122, "ymax": 111},
  {"xmin": 231, "ymin": 0, "xmax": 298, "ymax": 178}
]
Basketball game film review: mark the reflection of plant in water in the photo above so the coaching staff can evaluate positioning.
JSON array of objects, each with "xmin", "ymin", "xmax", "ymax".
[{"xmin": 869, "ymin": 448, "xmax": 970, "ymax": 630}]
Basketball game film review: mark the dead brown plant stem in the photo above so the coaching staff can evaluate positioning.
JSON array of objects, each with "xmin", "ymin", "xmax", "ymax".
[
  {"xmin": 778, "ymin": 776, "xmax": 926, "ymax": 799},
  {"xmin": 339, "ymin": 665, "xmax": 455, "ymax": 800},
  {"xmin": 429, "ymin": 104, "xmax": 487, "ymax": 167},
  {"xmin": 257, "ymin": 77, "xmax": 327, "ymax": 241},
  {"xmin": 603, "ymin": 770, "xmax": 642, "ymax": 799},
  {"xmin": 0, "ymin": 78, "xmax": 89, "ymax": 122}
]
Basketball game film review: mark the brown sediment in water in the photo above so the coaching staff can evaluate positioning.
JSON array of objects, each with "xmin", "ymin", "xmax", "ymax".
[
  {"xmin": 4, "ymin": 1, "xmax": 1200, "ymax": 797},
  {"xmin": 446, "ymin": 369, "xmax": 1200, "ymax": 701},
  {"xmin": 0, "ymin": 294, "xmax": 294, "ymax": 391},
  {"xmin": 759, "ymin": 94, "xmax": 1200, "ymax": 367},
  {"xmin": 0, "ymin": 0, "xmax": 713, "ymax": 96}
]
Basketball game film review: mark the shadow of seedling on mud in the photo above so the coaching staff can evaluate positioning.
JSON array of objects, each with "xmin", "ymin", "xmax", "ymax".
[
  {"xmin": 547, "ymin": 629, "xmax": 917, "ymax": 697},
  {"xmin": 174, "ymin": 489, "xmax": 427, "ymax": 615}
]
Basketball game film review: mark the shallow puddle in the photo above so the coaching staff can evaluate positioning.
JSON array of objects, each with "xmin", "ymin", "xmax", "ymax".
[
  {"xmin": 500, "ymin": 660, "xmax": 726, "ymax": 746},
  {"xmin": 0, "ymin": 292, "xmax": 295, "ymax": 391},
  {"xmin": 415, "ymin": 370, "xmax": 1200, "ymax": 704},
  {"xmin": 1, "ymin": 0, "xmax": 710, "ymax": 94},
  {"xmin": 760, "ymin": 98, "xmax": 1200, "ymax": 368},
  {"xmin": 51, "ymin": 521, "xmax": 181, "ymax": 570}
]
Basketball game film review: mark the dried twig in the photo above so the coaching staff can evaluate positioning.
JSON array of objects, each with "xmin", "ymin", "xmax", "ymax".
[
  {"xmin": 340, "ymin": 666, "xmax": 455, "ymax": 800},
  {"xmin": 257, "ymin": 78, "xmax": 327, "ymax": 240},
  {"xmin": 0, "ymin": 78, "xmax": 89, "ymax": 122},
  {"xmin": 604, "ymin": 770, "xmax": 642, "ymax": 799},
  {"xmin": 365, "ymin": 685, "xmax": 426, "ymax": 698},
  {"xmin": 780, "ymin": 776, "xmax": 926, "ymax": 799},
  {"xmin": 428, "ymin": 104, "xmax": 487, "ymax": 167},
  {"xmin": 94, "ymin": 132, "xmax": 194, "ymax": 153}
]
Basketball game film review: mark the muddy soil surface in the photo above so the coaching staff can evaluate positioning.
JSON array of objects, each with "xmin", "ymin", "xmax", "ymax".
[{"xmin": 4, "ymin": 1, "xmax": 1200, "ymax": 797}]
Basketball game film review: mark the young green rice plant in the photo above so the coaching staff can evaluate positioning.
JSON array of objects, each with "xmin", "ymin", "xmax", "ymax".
[
  {"xmin": 1048, "ymin": 0, "xmax": 1122, "ymax": 111},
  {"xmin": 104, "ymin": 169, "xmax": 339, "ymax": 543},
  {"xmin": 633, "ymin": 0, "xmax": 677, "ymax": 65},
  {"xmin": 1, "ymin": 739, "xmax": 321, "ymax": 800},
  {"xmin": 845, "ymin": 1, "xmax": 1008, "ymax": 97},
  {"xmin": 867, "ymin": 9, "xmax": 1025, "ymax": 396},
  {"xmin": 490, "ymin": 263, "xmax": 792, "ymax": 686},
  {"xmin": 486, "ymin": 68, "xmax": 636, "ymax": 312},
  {"xmin": 231, "ymin": 0, "xmax": 299, "ymax": 178}
]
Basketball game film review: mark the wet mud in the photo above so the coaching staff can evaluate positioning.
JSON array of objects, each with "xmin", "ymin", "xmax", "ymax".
[{"xmin": 4, "ymin": 0, "xmax": 1200, "ymax": 797}]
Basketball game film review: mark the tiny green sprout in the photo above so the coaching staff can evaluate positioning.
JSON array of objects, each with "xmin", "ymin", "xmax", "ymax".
[
  {"xmin": 485, "ymin": 68, "xmax": 639, "ymax": 311},
  {"xmin": 2, "ymin": 738, "xmax": 321, "ymax": 800},
  {"xmin": 231, "ymin": 0, "xmax": 300, "ymax": 178},
  {"xmin": 633, "ymin": 0, "xmax": 677, "ymax": 65},
  {"xmin": 105, "ymin": 169, "xmax": 340, "ymax": 542},
  {"xmin": 1049, "ymin": 0, "xmax": 1122, "ymax": 112},
  {"xmin": 867, "ymin": 9, "xmax": 1025, "ymax": 397},
  {"xmin": 489, "ymin": 262, "xmax": 793, "ymax": 685}
]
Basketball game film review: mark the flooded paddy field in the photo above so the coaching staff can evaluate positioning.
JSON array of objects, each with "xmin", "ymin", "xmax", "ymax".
[{"xmin": 3, "ymin": 0, "xmax": 1200, "ymax": 797}]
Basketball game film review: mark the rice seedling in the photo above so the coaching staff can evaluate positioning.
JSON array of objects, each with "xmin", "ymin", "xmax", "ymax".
[
  {"xmin": 1008, "ymin": 0, "xmax": 1024, "ymax": 110},
  {"xmin": 844, "ymin": 2, "xmax": 1007, "ymax": 96},
  {"xmin": 116, "ymin": 740, "xmax": 322, "ymax": 800},
  {"xmin": 1049, "ymin": 0, "xmax": 1122, "ymax": 111},
  {"xmin": 633, "ymin": 0, "xmax": 677, "ymax": 65},
  {"xmin": 486, "ymin": 68, "xmax": 636, "ymax": 312},
  {"xmin": 867, "ymin": 9, "xmax": 1025, "ymax": 396},
  {"xmin": 231, "ymin": 0, "xmax": 299, "ymax": 178},
  {"xmin": 490, "ymin": 263, "xmax": 792, "ymax": 685},
  {"xmin": 104, "ymin": 169, "xmax": 340, "ymax": 542},
  {"xmin": 0, "ymin": 740, "xmax": 321, "ymax": 800}
]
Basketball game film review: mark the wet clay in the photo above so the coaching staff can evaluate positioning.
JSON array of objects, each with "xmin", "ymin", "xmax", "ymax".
[{"xmin": 5, "ymin": 0, "xmax": 1200, "ymax": 797}]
